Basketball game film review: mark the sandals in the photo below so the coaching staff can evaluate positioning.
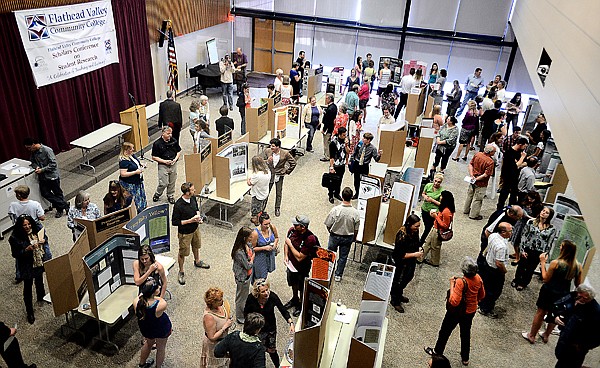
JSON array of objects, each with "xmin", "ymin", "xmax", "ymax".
[
  {"xmin": 424, "ymin": 346, "xmax": 436, "ymax": 356},
  {"xmin": 516, "ymin": 285, "xmax": 524, "ymax": 291},
  {"xmin": 451, "ymin": 157, "xmax": 460, "ymax": 162},
  {"xmin": 521, "ymin": 332, "xmax": 535, "ymax": 344},
  {"xmin": 539, "ymin": 332, "xmax": 549, "ymax": 344}
]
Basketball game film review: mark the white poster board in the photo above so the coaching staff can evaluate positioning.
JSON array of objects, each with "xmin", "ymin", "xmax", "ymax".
[
  {"xmin": 218, "ymin": 143, "xmax": 248, "ymax": 183},
  {"xmin": 356, "ymin": 176, "xmax": 382, "ymax": 240},
  {"xmin": 14, "ymin": 0, "xmax": 119, "ymax": 87}
]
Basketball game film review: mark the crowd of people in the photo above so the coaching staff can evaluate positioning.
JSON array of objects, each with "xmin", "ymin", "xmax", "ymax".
[{"xmin": 4, "ymin": 50, "xmax": 599, "ymax": 368}]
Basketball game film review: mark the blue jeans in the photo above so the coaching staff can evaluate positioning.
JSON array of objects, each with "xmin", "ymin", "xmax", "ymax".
[
  {"xmin": 305, "ymin": 123, "xmax": 316, "ymax": 151},
  {"xmin": 327, "ymin": 234, "xmax": 354, "ymax": 277},
  {"xmin": 456, "ymin": 90, "xmax": 478, "ymax": 116},
  {"xmin": 221, "ymin": 82, "xmax": 233, "ymax": 108}
]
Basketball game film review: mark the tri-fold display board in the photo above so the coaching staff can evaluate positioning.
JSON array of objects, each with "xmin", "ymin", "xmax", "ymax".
[
  {"xmin": 123, "ymin": 204, "xmax": 171, "ymax": 254},
  {"xmin": 184, "ymin": 141, "xmax": 213, "ymax": 189},
  {"xmin": 214, "ymin": 142, "xmax": 249, "ymax": 199},
  {"xmin": 77, "ymin": 205, "xmax": 136, "ymax": 251},
  {"xmin": 272, "ymin": 105, "xmax": 301, "ymax": 140},
  {"xmin": 83, "ymin": 234, "xmax": 140, "ymax": 319},
  {"xmin": 378, "ymin": 129, "xmax": 406, "ymax": 167},
  {"xmin": 246, "ymin": 102, "xmax": 269, "ymax": 142}
]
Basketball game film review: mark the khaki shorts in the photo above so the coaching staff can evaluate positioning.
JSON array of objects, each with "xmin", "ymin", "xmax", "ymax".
[{"xmin": 178, "ymin": 228, "xmax": 202, "ymax": 257}]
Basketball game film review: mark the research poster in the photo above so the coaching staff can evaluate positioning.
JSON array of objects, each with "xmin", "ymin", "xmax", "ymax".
[
  {"xmin": 219, "ymin": 143, "xmax": 248, "ymax": 183},
  {"xmin": 124, "ymin": 204, "xmax": 170, "ymax": 254},
  {"xmin": 14, "ymin": 0, "xmax": 119, "ymax": 87},
  {"xmin": 550, "ymin": 215, "xmax": 594, "ymax": 265}
]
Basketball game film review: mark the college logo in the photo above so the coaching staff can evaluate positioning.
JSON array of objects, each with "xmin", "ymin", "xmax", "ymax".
[
  {"xmin": 25, "ymin": 15, "xmax": 49, "ymax": 41},
  {"xmin": 105, "ymin": 39, "xmax": 112, "ymax": 53}
]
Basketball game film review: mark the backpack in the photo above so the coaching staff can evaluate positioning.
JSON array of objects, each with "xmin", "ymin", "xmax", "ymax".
[{"xmin": 446, "ymin": 277, "xmax": 468, "ymax": 315}]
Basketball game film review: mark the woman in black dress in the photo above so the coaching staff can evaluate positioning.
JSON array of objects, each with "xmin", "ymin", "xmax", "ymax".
[
  {"xmin": 390, "ymin": 214, "xmax": 423, "ymax": 313},
  {"xmin": 9, "ymin": 215, "xmax": 48, "ymax": 324}
]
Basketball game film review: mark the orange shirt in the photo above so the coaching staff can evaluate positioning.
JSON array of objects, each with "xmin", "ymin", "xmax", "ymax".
[
  {"xmin": 449, "ymin": 274, "xmax": 485, "ymax": 314},
  {"xmin": 434, "ymin": 208, "xmax": 453, "ymax": 231}
]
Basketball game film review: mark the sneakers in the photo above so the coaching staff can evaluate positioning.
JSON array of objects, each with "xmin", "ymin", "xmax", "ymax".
[
  {"xmin": 328, "ymin": 197, "xmax": 334, "ymax": 204},
  {"xmin": 194, "ymin": 260, "xmax": 210, "ymax": 269},
  {"xmin": 319, "ymin": 158, "xmax": 329, "ymax": 162},
  {"xmin": 293, "ymin": 308, "xmax": 301, "ymax": 317},
  {"xmin": 393, "ymin": 304, "xmax": 405, "ymax": 313},
  {"xmin": 274, "ymin": 209, "xmax": 281, "ymax": 217},
  {"xmin": 334, "ymin": 276, "xmax": 341, "ymax": 282},
  {"xmin": 54, "ymin": 209, "xmax": 64, "ymax": 218},
  {"xmin": 152, "ymin": 194, "xmax": 160, "ymax": 202},
  {"xmin": 333, "ymin": 195, "xmax": 343, "ymax": 201},
  {"xmin": 168, "ymin": 197, "xmax": 176, "ymax": 204},
  {"xmin": 178, "ymin": 272, "xmax": 185, "ymax": 285},
  {"xmin": 138, "ymin": 358, "xmax": 155, "ymax": 368},
  {"xmin": 400, "ymin": 296, "xmax": 410, "ymax": 303},
  {"xmin": 478, "ymin": 307, "xmax": 498, "ymax": 319}
]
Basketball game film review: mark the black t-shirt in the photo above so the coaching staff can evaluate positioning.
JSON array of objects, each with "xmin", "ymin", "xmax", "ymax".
[
  {"xmin": 500, "ymin": 146, "xmax": 521, "ymax": 185},
  {"xmin": 322, "ymin": 104, "xmax": 338, "ymax": 134},
  {"xmin": 215, "ymin": 116, "xmax": 234, "ymax": 137},
  {"xmin": 481, "ymin": 108, "xmax": 499, "ymax": 137},
  {"xmin": 171, "ymin": 197, "xmax": 199, "ymax": 234},
  {"xmin": 151, "ymin": 138, "xmax": 181, "ymax": 161}
]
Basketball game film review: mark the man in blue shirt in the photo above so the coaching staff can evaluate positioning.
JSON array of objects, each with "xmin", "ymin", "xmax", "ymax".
[
  {"xmin": 289, "ymin": 63, "xmax": 301, "ymax": 100},
  {"xmin": 456, "ymin": 67, "xmax": 484, "ymax": 116},
  {"xmin": 344, "ymin": 84, "xmax": 359, "ymax": 115}
]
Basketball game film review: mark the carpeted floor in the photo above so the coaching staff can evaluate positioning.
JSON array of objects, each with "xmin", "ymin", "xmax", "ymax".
[{"xmin": 0, "ymin": 89, "xmax": 598, "ymax": 368}]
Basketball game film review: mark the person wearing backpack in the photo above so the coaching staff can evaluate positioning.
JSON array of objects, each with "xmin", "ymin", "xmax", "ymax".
[
  {"xmin": 283, "ymin": 214, "xmax": 318, "ymax": 317},
  {"xmin": 424, "ymin": 257, "xmax": 485, "ymax": 367}
]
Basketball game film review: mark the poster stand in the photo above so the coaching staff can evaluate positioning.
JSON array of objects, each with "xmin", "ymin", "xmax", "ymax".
[
  {"xmin": 184, "ymin": 141, "xmax": 213, "ymax": 189},
  {"xmin": 383, "ymin": 197, "xmax": 409, "ymax": 245},
  {"xmin": 293, "ymin": 278, "xmax": 332, "ymax": 368},
  {"xmin": 414, "ymin": 137, "xmax": 434, "ymax": 172},
  {"xmin": 45, "ymin": 228, "xmax": 90, "ymax": 317},
  {"xmin": 549, "ymin": 214, "xmax": 595, "ymax": 280},
  {"xmin": 123, "ymin": 204, "xmax": 171, "ymax": 254},
  {"xmin": 267, "ymin": 93, "xmax": 282, "ymax": 138},
  {"xmin": 545, "ymin": 163, "xmax": 569, "ymax": 203},
  {"xmin": 207, "ymin": 130, "xmax": 233, "ymax": 170},
  {"xmin": 378, "ymin": 130, "xmax": 406, "ymax": 167},
  {"xmin": 77, "ymin": 205, "xmax": 136, "ymax": 251},
  {"xmin": 214, "ymin": 143, "xmax": 249, "ymax": 200},
  {"xmin": 347, "ymin": 262, "xmax": 394, "ymax": 368},
  {"xmin": 303, "ymin": 66, "xmax": 324, "ymax": 98},
  {"xmin": 405, "ymin": 87, "xmax": 427, "ymax": 125},
  {"xmin": 246, "ymin": 102, "xmax": 269, "ymax": 142},
  {"xmin": 377, "ymin": 57, "xmax": 403, "ymax": 85}
]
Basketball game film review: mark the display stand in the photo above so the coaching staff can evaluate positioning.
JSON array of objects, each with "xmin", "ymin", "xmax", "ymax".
[
  {"xmin": 123, "ymin": 204, "xmax": 171, "ymax": 254},
  {"xmin": 383, "ymin": 197, "xmax": 409, "ymax": 245},
  {"xmin": 77, "ymin": 206, "xmax": 137, "ymax": 251},
  {"xmin": 545, "ymin": 163, "xmax": 569, "ymax": 203},
  {"xmin": 549, "ymin": 215, "xmax": 595, "ymax": 280},
  {"xmin": 304, "ymin": 66, "xmax": 324, "ymax": 98},
  {"xmin": 247, "ymin": 102, "xmax": 269, "ymax": 142},
  {"xmin": 267, "ymin": 93, "xmax": 282, "ymax": 138},
  {"xmin": 405, "ymin": 88, "xmax": 427, "ymax": 125},
  {"xmin": 82, "ymin": 234, "xmax": 141, "ymax": 353},
  {"xmin": 378, "ymin": 57, "xmax": 403, "ymax": 84},
  {"xmin": 184, "ymin": 142, "xmax": 213, "ymax": 190},
  {"xmin": 414, "ymin": 137, "xmax": 434, "ymax": 172},
  {"xmin": 347, "ymin": 262, "xmax": 393, "ymax": 368},
  {"xmin": 424, "ymin": 95, "xmax": 435, "ymax": 118},
  {"xmin": 379, "ymin": 130, "xmax": 407, "ymax": 167},
  {"xmin": 207, "ymin": 130, "xmax": 233, "ymax": 170},
  {"xmin": 120, "ymin": 105, "xmax": 148, "ymax": 152}
]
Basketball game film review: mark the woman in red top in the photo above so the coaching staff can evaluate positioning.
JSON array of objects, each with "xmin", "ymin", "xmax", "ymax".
[
  {"xmin": 420, "ymin": 190, "xmax": 455, "ymax": 267},
  {"xmin": 332, "ymin": 104, "xmax": 348, "ymax": 135},
  {"xmin": 358, "ymin": 78, "xmax": 370, "ymax": 120},
  {"xmin": 425, "ymin": 257, "xmax": 485, "ymax": 366}
]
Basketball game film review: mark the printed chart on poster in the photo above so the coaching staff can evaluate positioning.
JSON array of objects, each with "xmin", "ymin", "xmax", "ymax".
[
  {"xmin": 402, "ymin": 60, "xmax": 428, "ymax": 79},
  {"xmin": 124, "ymin": 204, "xmax": 170, "ymax": 254},
  {"xmin": 303, "ymin": 279, "xmax": 329, "ymax": 329},
  {"xmin": 286, "ymin": 105, "xmax": 301, "ymax": 140},
  {"xmin": 378, "ymin": 57, "xmax": 403, "ymax": 84},
  {"xmin": 550, "ymin": 215, "xmax": 594, "ymax": 265},
  {"xmin": 218, "ymin": 143, "xmax": 248, "ymax": 183}
]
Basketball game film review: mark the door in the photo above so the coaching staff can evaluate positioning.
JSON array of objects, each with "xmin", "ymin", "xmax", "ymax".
[{"xmin": 253, "ymin": 19, "xmax": 295, "ymax": 74}]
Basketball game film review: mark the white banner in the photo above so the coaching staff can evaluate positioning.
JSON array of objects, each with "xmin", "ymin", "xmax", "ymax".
[{"xmin": 14, "ymin": 0, "xmax": 119, "ymax": 87}]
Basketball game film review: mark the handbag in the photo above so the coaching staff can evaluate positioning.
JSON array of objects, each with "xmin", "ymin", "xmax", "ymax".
[
  {"xmin": 321, "ymin": 172, "xmax": 341, "ymax": 188},
  {"xmin": 446, "ymin": 277, "xmax": 468, "ymax": 315},
  {"xmin": 438, "ymin": 221, "xmax": 453, "ymax": 241}
]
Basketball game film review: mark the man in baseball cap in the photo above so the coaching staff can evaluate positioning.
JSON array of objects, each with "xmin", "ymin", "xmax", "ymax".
[{"xmin": 283, "ymin": 214, "xmax": 319, "ymax": 316}]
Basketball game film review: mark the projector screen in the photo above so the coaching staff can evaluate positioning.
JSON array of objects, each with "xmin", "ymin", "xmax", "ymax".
[{"xmin": 206, "ymin": 38, "xmax": 219, "ymax": 64}]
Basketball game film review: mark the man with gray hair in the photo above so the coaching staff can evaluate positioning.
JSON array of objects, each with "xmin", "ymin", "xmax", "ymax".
[
  {"xmin": 320, "ymin": 93, "xmax": 338, "ymax": 162},
  {"xmin": 478, "ymin": 222, "xmax": 512, "ymax": 318},
  {"xmin": 151, "ymin": 126, "xmax": 182, "ymax": 204},
  {"xmin": 464, "ymin": 144, "xmax": 496, "ymax": 220},
  {"xmin": 552, "ymin": 284, "xmax": 600, "ymax": 367}
]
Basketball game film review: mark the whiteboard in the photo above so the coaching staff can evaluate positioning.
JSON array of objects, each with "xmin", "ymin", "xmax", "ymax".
[{"xmin": 206, "ymin": 38, "xmax": 219, "ymax": 64}]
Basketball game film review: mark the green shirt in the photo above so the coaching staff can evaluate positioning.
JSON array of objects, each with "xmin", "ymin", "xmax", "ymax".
[{"xmin": 421, "ymin": 183, "xmax": 443, "ymax": 212}]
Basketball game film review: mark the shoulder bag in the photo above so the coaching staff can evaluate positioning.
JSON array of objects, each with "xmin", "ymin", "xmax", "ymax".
[{"xmin": 438, "ymin": 220, "xmax": 453, "ymax": 241}]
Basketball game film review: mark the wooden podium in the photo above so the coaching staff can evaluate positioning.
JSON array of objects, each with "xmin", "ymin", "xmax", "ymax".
[{"xmin": 120, "ymin": 105, "xmax": 148, "ymax": 151}]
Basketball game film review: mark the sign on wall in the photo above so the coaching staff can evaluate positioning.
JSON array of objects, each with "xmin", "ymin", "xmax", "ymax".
[{"xmin": 14, "ymin": 0, "xmax": 119, "ymax": 87}]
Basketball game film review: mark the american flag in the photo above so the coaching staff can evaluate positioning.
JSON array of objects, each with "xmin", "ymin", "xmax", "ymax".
[{"xmin": 166, "ymin": 21, "xmax": 178, "ymax": 91}]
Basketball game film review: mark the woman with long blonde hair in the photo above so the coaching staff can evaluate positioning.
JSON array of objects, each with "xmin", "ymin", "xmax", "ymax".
[{"xmin": 521, "ymin": 240, "xmax": 582, "ymax": 344}]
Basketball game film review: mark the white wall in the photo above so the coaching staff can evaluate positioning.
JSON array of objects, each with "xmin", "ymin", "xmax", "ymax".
[
  {"xmin": 512, "ymin": 0, "xmax": 600, "ymax": 261},
  {"xmin": 150, "ymin": 22, "xmax": 232, "ymax": 100}
]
